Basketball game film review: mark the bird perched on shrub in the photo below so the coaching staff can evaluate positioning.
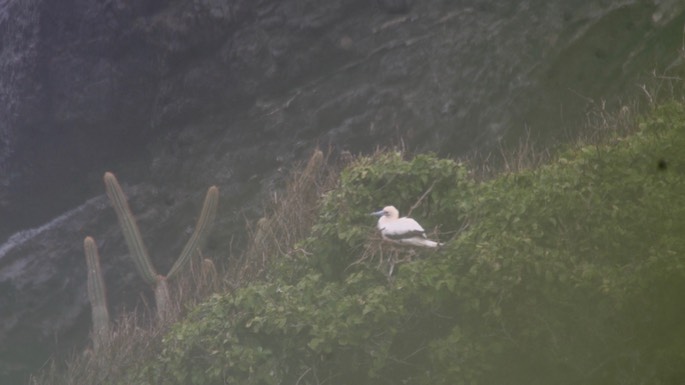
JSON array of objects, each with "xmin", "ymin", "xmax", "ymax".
[{"xmin": 371, "ymin": 205, "xmax": 443, "ymax": 248}]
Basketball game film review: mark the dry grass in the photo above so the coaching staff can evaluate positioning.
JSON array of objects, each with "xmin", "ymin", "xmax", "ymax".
[
  {"xmin": 29, "ymin": 148, "xmax": 341, "ymax": 385},
  {"xmin": 469, "ymin": 66, "xmax": 685, "ymax": 180},
  {"xmin": 29, "ymin": 250, "xmax": 230, "ymax": 385},
  {"xmin": 470, "ymin": 98, "xmax": 644, "ymax": 182},
  {"xmin": 29, "ymin": 310, "xmax": 162, "ymax": 385},
  {"xmin": 233, "ymin": 148, "xmax": 342, "ymax": 282}
]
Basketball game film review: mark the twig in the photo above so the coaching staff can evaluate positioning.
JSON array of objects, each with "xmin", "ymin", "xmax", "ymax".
[
  {"xmin": 407, "ymin": 180, "xmax": 436, "ymax": 216},
  {"xmin": 295, "ymin": 367, "xmax": 312, "ymax": 385}
]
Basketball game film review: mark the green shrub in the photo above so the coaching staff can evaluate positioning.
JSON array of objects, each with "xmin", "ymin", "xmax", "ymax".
[
  {"xmin": 295, "ymin": 151, "xmax": 475, "ymax": 280},
  {"xmin": 130, "ymin": 103, "xmax": 685, "ymax": 385}
]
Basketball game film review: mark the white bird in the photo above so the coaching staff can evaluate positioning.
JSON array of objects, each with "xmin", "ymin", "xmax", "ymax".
[{"xmin": 371, "ymin": 206, "xmax": 443, "ymax": 248}]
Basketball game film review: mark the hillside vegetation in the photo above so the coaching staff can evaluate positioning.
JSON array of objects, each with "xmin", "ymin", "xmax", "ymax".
[{"xmin": 39, "ymin": 103, "xmax": 685, "ymax": 384}]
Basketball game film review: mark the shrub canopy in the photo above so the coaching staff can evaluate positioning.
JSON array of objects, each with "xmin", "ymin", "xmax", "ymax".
[{"xmin": 129, "ymin": 103, "xmax": 685, "ymax": 385}]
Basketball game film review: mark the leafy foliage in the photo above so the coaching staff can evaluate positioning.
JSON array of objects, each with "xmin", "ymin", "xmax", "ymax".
[
  {"xmin": 296, "ymin": 151, "xmax": 474, "ymax": 280},
  {"xmin": 128, "ymin": 103, "xmax": 685, "ymax": 384}
]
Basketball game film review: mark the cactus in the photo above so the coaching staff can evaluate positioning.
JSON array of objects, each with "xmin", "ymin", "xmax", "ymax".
[
  {"xmin": 103, "ymin": 172, "xmax": 219, "ymax": 321},
  {"xmin": 103, "ymin": 173, "xmax": 157, "ymax": 285},
  {"xmin": 154, "ymin": 276, "xmax": 173, "ymax": 324},
  {"xmin": 167, "ymin": 185, "xmax": 219, "ymax": 279},
  {"xmin": 84, "ymin": 236, "xmax": 110, "ymax": 351}
]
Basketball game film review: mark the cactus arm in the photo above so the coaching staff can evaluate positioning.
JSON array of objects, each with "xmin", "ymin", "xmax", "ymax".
[
  {"xmin": 103, "ymin": 172, "xmax": 158, "ymax": 285},
  {"xmin": 167, "ymin": 186, "xmax": 219, "ymax": 279},
  {"xmin": 84, "ymin": 236, "xmax": 110, "ymax": 350}
]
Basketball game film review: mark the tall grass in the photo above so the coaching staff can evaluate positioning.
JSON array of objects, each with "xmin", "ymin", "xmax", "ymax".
[
  {"xmin": 29, "ymin": 148, "xmax": 340, "ymax": 385},
  {"xmin": 28, "ymin": 251, "xmax": 222, "ymax": 385},
  {"xmin": 471, "ymin": 95, "xmax": 647, "ymax": 182},
  {"xmin": 235, "ymin": 148, "xmax": 341, "ymax": 282}
]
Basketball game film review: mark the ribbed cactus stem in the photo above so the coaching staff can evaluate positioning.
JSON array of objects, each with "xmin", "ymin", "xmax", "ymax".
[
  {"xmin": 154, "ymin": 275, "xmax": 173, "ymax": 323},
  {"xmin": 103, "ymin": 172, "xmax": 158, "ymax": 285},
  {"xmin": 84, "ymin": 236, "xmax": 110, "ymax": 351},
  {"xmin": 167, "ymin": 186, "xmax": 219, "ymax": 279}
]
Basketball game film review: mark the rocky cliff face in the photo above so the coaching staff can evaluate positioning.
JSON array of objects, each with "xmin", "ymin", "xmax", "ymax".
[{"xmin": 1, "ymin": 0, "xmax": 683, "ymax": 381}]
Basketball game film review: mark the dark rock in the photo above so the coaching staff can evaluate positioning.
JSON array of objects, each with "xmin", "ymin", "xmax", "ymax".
[{"xmin": 376, "ymin": 0, "xmax": 412, "ymax": 14}]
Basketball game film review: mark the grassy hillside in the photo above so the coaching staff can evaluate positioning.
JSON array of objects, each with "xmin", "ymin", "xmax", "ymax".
[{"xmin": 36, "ymin": 103, "xmax": 685, "ymax": 384}]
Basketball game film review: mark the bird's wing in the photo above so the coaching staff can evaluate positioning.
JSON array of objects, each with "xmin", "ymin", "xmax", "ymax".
[{"xmin": 381, "ymin": 218, "xmax": 427, "ymax": 240}]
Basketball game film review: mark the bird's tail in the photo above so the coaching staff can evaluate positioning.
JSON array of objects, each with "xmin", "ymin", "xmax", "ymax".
[
  {"xmin": 428, "ymin": 240, "xmax": 446, "ymax": 248},
  {"xmin": 403, "ymin": 238, "xmax": 443, "ymax": 248}
]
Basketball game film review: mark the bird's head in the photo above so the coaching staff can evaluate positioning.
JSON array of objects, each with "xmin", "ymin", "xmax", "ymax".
[{"xmin": 371, "ymin": 205, "xmax": 399, "ymax": 219}]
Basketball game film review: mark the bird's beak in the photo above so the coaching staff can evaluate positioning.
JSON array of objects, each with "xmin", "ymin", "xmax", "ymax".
[{"xmin": 370, "ymin": 210, "xmax": 385, "ymax": 217}]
